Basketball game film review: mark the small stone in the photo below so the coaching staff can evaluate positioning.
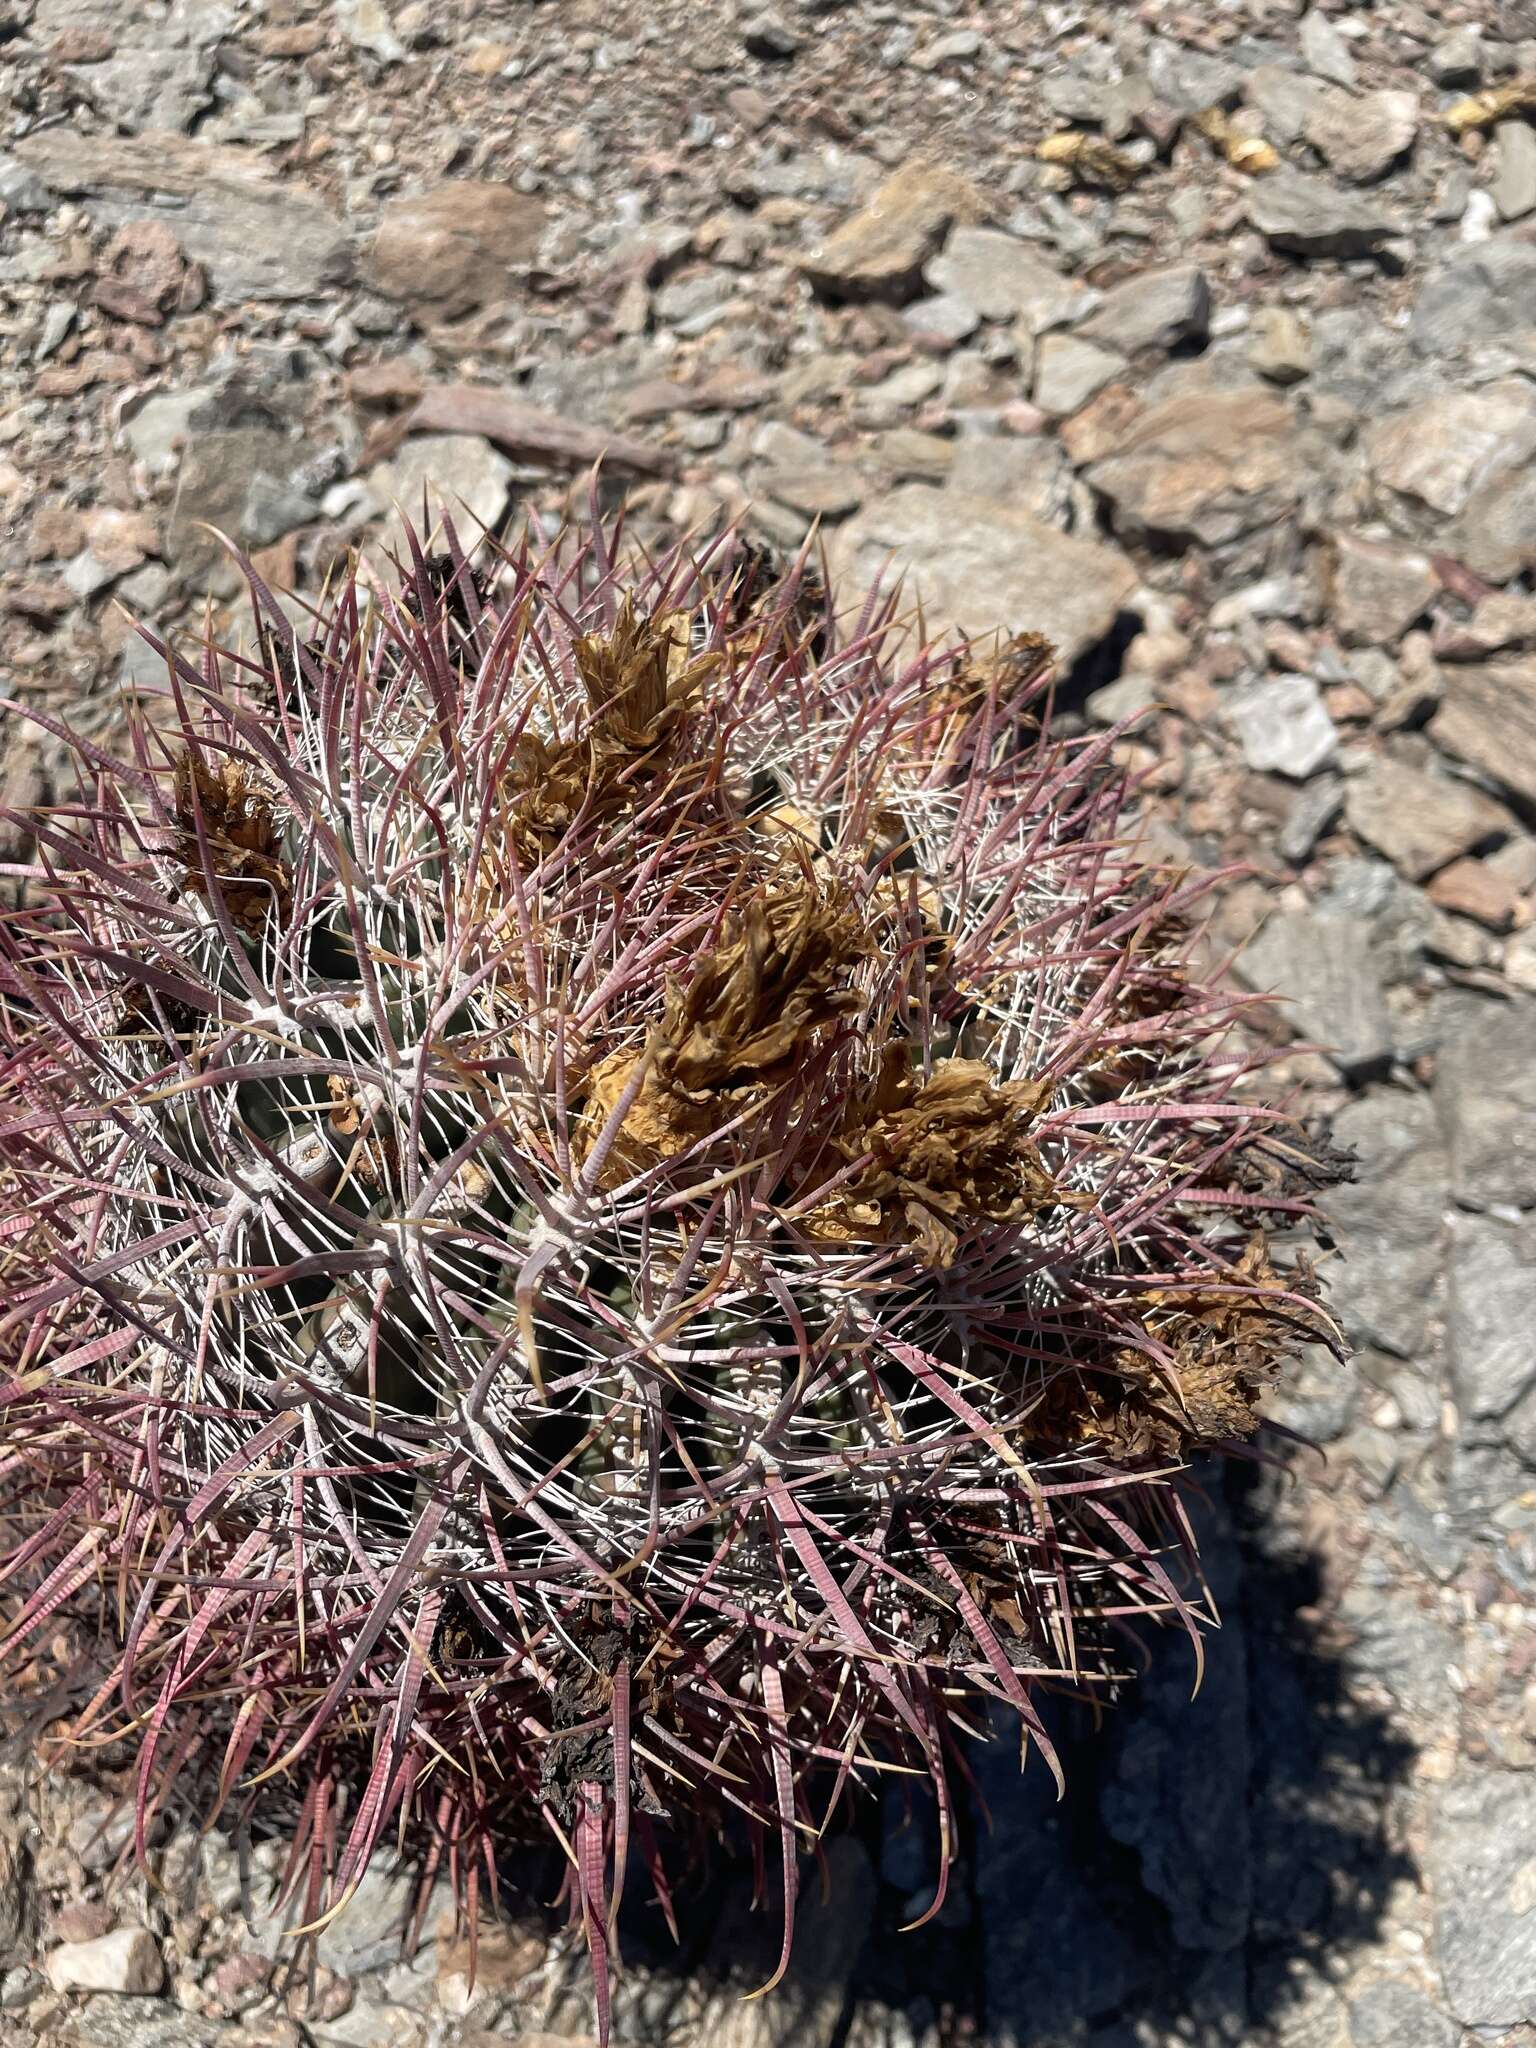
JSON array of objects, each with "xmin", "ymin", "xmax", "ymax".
[
  {"xmin": 1248, "ymin": 306, "xmax": 1312, "ymax": 384},
  {"xmin": 1304, "ymin": 88, "xmax": 1418, "ymax": 185},
  {"xmin": 370, "ymin": 182, "xmax": 546, "ymax": 316},
  {"xmin": 47, "ymin": 1927, "xmax": 164, "ymax": 1997},
  {"xmin": 1244, "ymin": 64, "xmax": 1326, "ymax": 146},
  {"xmin": 1427, "ymin": 857, "xmax": 1523, "ymax": 931},
  {"xmin": 1084, "ymin": 671, "xmax": 1158, "ymax": 728},
  {"xmin": 927, "ymin": 225, "xmax": 1089, "ymax": 329},
  {"xmin": 1431, "ymin": 660, "xmax": 1536, "ymax": 813},
  {"xmin": 799, "ymin": 161, "xmax": 988, "ymax": 304},
  {"xmin": 903, "ymin": 291, "xmax": 980, "ymax": 345},
  {"xmin": 335, "ymin": 0, "xmax": 404, "ymax": 62},
  {"xmin": 1031, "ymin": 334, "xmax": 1124, "ymax": 417},
  {"xmin": 742, "ymin": 14, "xmax": 801, "ymax": 59},
  {"xmin": 1430, "ymin": 29, "xmax": 1484, "ymax": 88},
  {"xmin": 1344, "ymin": 756, "xmax": 1509, "ymax": 880},
  {"xmin": 1076, "ymin": 264, "xmax": 1210, "ymax": 353},
  {"xmin": 1223, "ymin": 674, "xmax": 1338, "ymax": 779},
  {"xmin": 759, "ymin": 464, "xmax": 864, "ymax": 517},
  {"xmin": 1494, "ymin": 121, "xmax": 1536, "ymax": 223},
  {"xmin": 1437, "ymin": 593, "xmax": 1536, "ymax": 661},
  {"xmin": 1299, "ymin": 7, "xmax": 1357, "ymax": 89},
  {"xmin": 1279, "ymin": 775, "xmax": 1345, "ymax": 863},
  {"xmin": 1450, "ymin": 1211, "xmax": 1536, "ymax": 1427},
  {"xmin": 1247, "ymin": 171, "xmax": 1399, "ymax": 259},
  {"xmin": 1324, "ymin": 532, "xmax": 1438, "ymax": 647},
  {"xmin": 1237, "ymin": 909, "xmax": 1394, "ymax": 1080}
]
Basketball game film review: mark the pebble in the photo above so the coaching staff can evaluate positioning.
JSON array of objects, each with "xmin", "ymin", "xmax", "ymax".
[
  {"xmin": 47, "ymin": 1927, "xmax": 164, "ymax": 1996},
  {"xmin": 1223, "ymin": 672, "xmax": 1339, "ymax": 779}
]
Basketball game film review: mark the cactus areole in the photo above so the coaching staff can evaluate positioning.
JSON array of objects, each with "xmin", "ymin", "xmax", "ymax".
[{"xmin": 0, "ymin": 512, "xmax": 1345, "ymax": 2035}]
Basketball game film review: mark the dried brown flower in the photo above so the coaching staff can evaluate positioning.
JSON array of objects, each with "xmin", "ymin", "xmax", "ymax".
[
  {"xmin": 1191, "ymin": 106, "xmax": 1280, "ymax": 175},
  {"xmin": 172, "ymin": 749, "xmax": 290, "ymax": 936},
  {"xmin": 802, "ymin": 1053, "xmax": 1056, "ymax": 1268},
  {"xmin": 1441, "ymin": 80, "xmax": 1536, "ymax": 135},
  {"xmin": 1037, "ymin": 131, "xmax": 1143, "ymax": 191}
]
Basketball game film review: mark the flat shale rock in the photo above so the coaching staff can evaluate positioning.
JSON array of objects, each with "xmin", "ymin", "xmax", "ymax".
[
  {"xmin": 367, "ymin": 433, "xmax": 516, "ymax": 564},
  {"xmin": 1434, "ymin": 997, "xmax": 1536, "ymax": 1212},
  {"xmin": 369, "ymin": 180, "xmax": 548, "ymax": 316},
  {"xmin": 1236, "ymin": 909, "xmax": 1394, "ymax": 1080},
  {"xmin": 1430, "ymin": 1768, "xmax": 1536, "ymax": 2028},
  {"xmin": 799, "ymin": 161, "xmax": 987, "ymax": 303},
  {"xmin": 1447, "ymin": 1211, "xmax": 1536, "ymax": 1430},
  {"xmin": 1430, "ymin": 661, "xmax": 1536, "ymax": 815},
  {"xmin": 925, "ymin": 224, "xmax": 1089, "ymax": 328},
  {"xmin": 1246, "ymin": 171, "xmax": 1399, "ymax": 258},
  {"xmin": 831, "ymin": 484, "xmax": 1136, "ymax": 667},
  {"xmin": 11, "ymin": 131, "xmax": 352, "ymax": 302},
  {"xmin": 1343, "ymin": 755, "xmax": 1510, "ymax": 880},
  {"xmin": 1413, "ymin": 235, "xmax": 1536, "ymax": 354},
  {"xmin": 1325, "ymin": 1089, "xmax": 1448, "ymax": 1359},
  {"xmin": 1076, "ymin": 262, "xmax": 1210, "ymax": 353},
  {"xmin": 1085, "ymin": 385, "xmax": 1315, "ymax": 549}
]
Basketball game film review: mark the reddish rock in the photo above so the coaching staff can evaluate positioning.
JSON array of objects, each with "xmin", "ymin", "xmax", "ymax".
[{"xmin": 369, "ymin": 181, "xmax": 548, "ymax": 316}]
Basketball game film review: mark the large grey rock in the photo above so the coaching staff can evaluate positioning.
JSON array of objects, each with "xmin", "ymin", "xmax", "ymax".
[
  {"xmin": 1430, "ymin": 1768, "xmax": 1536, "ymax": 2027},
  {"xmin": 12, "ymin": 131, "xmax": 352, "ymax": 302},
  {"xmin": 1431, "ymin": 661, "xmax": 1536, "ymax": 816},
  {"xmin": 1300, "ymin": 6, "xmax": 1356, "ymax": 88},
  {"xmin": 1413, "ymin": 236, "xmax": 1536, "ymax": 355},
  {"xmin": 1367, "ymin": 383, "xmax": 1536, "ymax": 526},
  {"xmin": 1247, "ymin": 172, "xmax": 1399, "ymax": 259},
  {"xmin": 1434, "ymin": 998, "xmax": 1536, "ymax": 1210},
  {"xmin": 1236, "ymin": 910, "xmax": 1394, "ymax": 1080},
  {"xmin": 1495, "ymin": 119, "xmax": 1536, "ymax": 223},
  {"xmin": 926, "ymin": 225, "xmax": 1089, "ymax": 329},
  {"xmin": 1344, "ymin": 756, "xmax": 1510, "ymax": 880},
  {"xmin": 1447, "ymin": 1211, "xmax": 1536, "ymax": 1430},
  {"xmin": 1324, "ymin": 1089, "xmax": 1447, "ymax": 1359},
  {"xmin": 1224, "ymin": 674, "xmax": 1338, "ymax": 779},
  {"xmin": 832, "ymin": 485, "xmax": 1137, "ymax": 668},
  {"xmin": 1077, "ymin": 263, "xmax": 1210, "ymax": 353},
  {"xmin": 1145, "ymin": 34, "xmax": 1243, "ymax": 111},
  {"xmin": 1086, "ymin": 386, "xmax": 1317, "ymax": 549}
]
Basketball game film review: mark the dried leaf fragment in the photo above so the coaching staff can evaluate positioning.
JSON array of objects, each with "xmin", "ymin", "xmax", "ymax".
[
  {"xmin": 1191, "ymin": 106, "xmax": 1279, "ymax": 175},
  {"xmin": 1037, "ymin": 131, "xmax": 1142, "ymax": 191},
  {"xmin": 173, "ymin": 750, "xmax": 291, "ymax": 936},
  {"xmin": 1441, "ymin": 80, "xmax": 1536, "ymax": 135}
]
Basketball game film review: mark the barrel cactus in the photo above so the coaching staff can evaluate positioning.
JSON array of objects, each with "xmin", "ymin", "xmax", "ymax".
[{"xmin": 0, "ymin": 511, "xmax": 1343, "ymax": 2033}]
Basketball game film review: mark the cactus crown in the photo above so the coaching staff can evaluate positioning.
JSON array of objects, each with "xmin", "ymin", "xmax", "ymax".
[{"xmin": 0, "ymin": 510, "xmax": 1342, "ymax": 2035}]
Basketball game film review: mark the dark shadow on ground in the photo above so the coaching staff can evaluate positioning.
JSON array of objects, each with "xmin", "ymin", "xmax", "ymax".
[{"xmin": 545, "ymin": 1456, "xmax": 1416, "ymax": 2048}]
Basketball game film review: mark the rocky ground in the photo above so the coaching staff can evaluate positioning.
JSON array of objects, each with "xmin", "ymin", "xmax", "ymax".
[{"xmin": 4, "ymin": 0, "xmax": 1536, "ymax": 2042}]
